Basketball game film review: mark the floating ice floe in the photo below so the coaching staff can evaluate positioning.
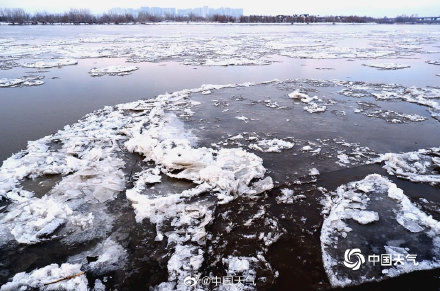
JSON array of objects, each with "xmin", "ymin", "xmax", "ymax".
[
  {"xmin": 321, "ymin": 174, "xmax": 440, "ymax": 288},
  {"xmin": 376, "ymin": 147, "xmax": 440, "ymax": 186},
  {"xmin": 309, "ymin": 168, "xmax": 320, "ymax": 176},
  {"xmin": 276, "ymin": 188, "xmax": 305, "ymax": 204},
  {"xmin": 0, "ymin": 263, "xmax": 88, "ymax": 291},
  {"xmin": 22, "ymin": 59, "xmax": 78, "ymax": 69},
  {"xmin": 68, "ymin": 237, "xmax": 127, "ymax": 275},
  {"xmin": 235, "ymin": 115, "xmax": 249, "ymax": 122},
  {"xmin": 288, "ymin": 89, "xmax": 317, "ymax": 103},
  {"xmin": 218, "ymin": 256, "xmax": 259, "ymax": 290},
  {"xmin": 426, "ymin": 60, "xmax": 440, "ymax": 65},
  {"xmin": 304, "ymin": 103, "xmax": 327, "ymax": 113},
  {"xmin": 333, "ymin": 140, "xmax": 377, "ymax": 168},
  {"xmin": 89, "ymin": 65, "xmax": 139, "ymax": 77},
  {"xmin": 203, "ymin": 57, "xmax": 269, "ymax": 66},
  {"xmin": 0, "ymin": 59, "xmax": 18, "ymax": 70},
  {"xmin": 0, "ymin": 76, "xmax": 44, "ymax": 88},
  {"xmin": 288, "ymin": 89, "xmax": 327, "ymax": 113},
  {"xmin": 302, "ymin": 145, "xmax": 312, "ymax": 151},
  {"xmin": 249, "ymin": 138, "xmax": 294, "ymax": 153},
  {"xmin": 362, "ymin": 63, "xmax": 410, "ymax": 70},
  {"xmin": 337, "ymin": 153, "xmax": 351, "ymax": 166}
]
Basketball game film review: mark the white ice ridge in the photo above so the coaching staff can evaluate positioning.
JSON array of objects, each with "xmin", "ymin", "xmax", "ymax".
[
  {"xmin": 122, "ymin": 82, "xmax": 274, "ymax": 289},
  {"xmin": 0, "ymin": 107, "xmax": 129, "ymax": 244},
  {"xmin": 376, "ymin": 147, "xmax": 440, "ymax": 186},
  {"xmin": 0, "ymin": 80, "xmax": 277, "ymax": 287},
  {"xmin": 89, "ymin": 65, "xmax": 139, "ymax": 76},
  {"xmin": 22, "ymin": 59, "xmax": 78, "ymax": 69},
  {"xmin": 0, "ymin": 80, "xmax": 272, "ymax": 246},
  {"xmin": 0, "ymin": 263, "xmax": 88, "ymax": 291},
  {"xmin": 362, "ymin": 63, "xmax": 410, "ymax": 70},
  {"xmin": 321, "ymin": 174, "xmax": 440, "ymax": 288},
  {"xmin": 0, "ymin": 76, "xmax": 44, "ymax": 88}
]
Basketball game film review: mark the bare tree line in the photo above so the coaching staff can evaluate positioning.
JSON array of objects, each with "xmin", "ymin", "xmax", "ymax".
[{"xmin": 0, "ymin": 8, "xmax": 438, "ymax": 25}]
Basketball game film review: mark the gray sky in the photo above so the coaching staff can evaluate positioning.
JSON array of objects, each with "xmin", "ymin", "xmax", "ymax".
[{"xmin": 1, "ymin": 0, "xmax": 440, "ymax": 17}]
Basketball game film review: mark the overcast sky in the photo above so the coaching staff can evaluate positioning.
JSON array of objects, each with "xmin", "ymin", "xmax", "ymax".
[{"xmin": 1, "ymin": 0, "xmax": 440, "ymax": 17}]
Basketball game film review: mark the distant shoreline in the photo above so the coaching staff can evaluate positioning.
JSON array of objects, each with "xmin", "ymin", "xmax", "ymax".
[
  {"xmin": 1, "ymin": 8, "xmax": 439, "ymax": 25},
  {"xmin": 0, "ymin": 21, "xmax": 439, "ymax": 26}
]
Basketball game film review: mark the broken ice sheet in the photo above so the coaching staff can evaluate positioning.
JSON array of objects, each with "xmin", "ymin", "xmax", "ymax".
[
  {"xmin": 321, "ymin": 174, "xmax": 440, "ymax": 288},
  {"xmin": 68, "ymin": 237, "xmax": 127, "ymax": 275}
]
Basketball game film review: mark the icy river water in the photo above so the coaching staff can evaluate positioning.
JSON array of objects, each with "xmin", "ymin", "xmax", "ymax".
[{"xmin": 0, "ymin": 24, "xmax": 440, "ymax": 290}]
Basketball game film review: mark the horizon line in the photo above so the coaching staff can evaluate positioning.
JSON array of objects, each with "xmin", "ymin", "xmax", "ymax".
[{"xmin": 1, "ymin": 7, "xmax": 439, "ymax": 18}]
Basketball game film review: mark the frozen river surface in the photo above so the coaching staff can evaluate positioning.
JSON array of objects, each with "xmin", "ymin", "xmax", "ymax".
[{"xmin": 0, "ymin": 24, "xmax": 440, "ymax": 290}]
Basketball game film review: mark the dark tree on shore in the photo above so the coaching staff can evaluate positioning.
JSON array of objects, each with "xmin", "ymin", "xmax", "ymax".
[
  {"xmin": 0, "ymin": 8, "xmax": 29, "ymax": 24},
  {"xmin": 0, "ymin": 8, "xmax": 438, "ymax": 25}
]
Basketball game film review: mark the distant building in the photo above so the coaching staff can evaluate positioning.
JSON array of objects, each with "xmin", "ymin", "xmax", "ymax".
[
  {"xmin": 126, "ymin": 6, "xmax": 243, "ymax": 18},
  {"xmin": 139, "ymin": 7, "xmax": 176, "ymax": 17}
]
